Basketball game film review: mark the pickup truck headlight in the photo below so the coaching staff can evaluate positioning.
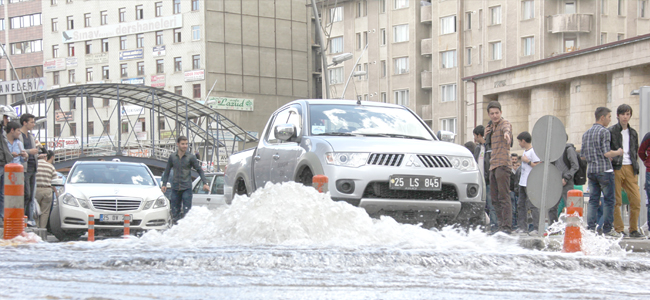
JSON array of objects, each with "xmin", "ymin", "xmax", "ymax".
[
  {"xmin": 325, "ymin": 152, "xmax": 369, "ymax": 168},
  {"xmin": 144, "ymin": 196, "xmax": 168, "ymax": 210},
  {"xmin": 448, "ymin": 156, "xmax": 477, "ymax": 171},
  {"xmin": 60, "ymin": 193, "xmax": 89, "ymax": 208}
]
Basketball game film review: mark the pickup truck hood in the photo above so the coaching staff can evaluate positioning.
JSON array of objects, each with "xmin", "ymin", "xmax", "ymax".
[
  {"xmin": 66, "ymin": 184, "xmax": 163, "ymax": 200},
  {"xmin": 317, "ymin": 136, "xmax": 472, "ymax": 157}
]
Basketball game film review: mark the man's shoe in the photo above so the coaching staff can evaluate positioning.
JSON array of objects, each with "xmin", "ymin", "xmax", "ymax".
[
  {"xmin": 514, "ymin": 229, "xmax": 527, "ymax": 235},
  {"xmin": 619, "ymin": 231, "xmax": 629, "ymax": 237},
  {"xmin": 528, "ymin": 230, "xmax": 539, "ymax": 236},
  {"xmin": 603, "ymin": 230, "xmax": 622, "ymax": 238},
  {"xmin": 629, "ymin": 231, "xmax": 645, "ymax": 238}
]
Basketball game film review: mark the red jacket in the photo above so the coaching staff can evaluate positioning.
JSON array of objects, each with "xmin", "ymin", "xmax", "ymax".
[{"xmin": 638, "ymin": 132, "xmax": 650, "ymax": 169}]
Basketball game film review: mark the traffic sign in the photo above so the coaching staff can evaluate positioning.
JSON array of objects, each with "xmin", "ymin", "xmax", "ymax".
[
  {"xmin": 532, "ymin": 115, "xmax": 566, "ymax": 162},
  {"xmin": 527, "ymin": 163, "xmax": 563, "ymax": 209}
]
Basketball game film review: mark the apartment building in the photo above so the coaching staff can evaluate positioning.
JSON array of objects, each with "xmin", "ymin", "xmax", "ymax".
[
  {"xmin": 0, "ymin": 0, "xmax": 46, "ymax": 106},
  {"xmin": 318, "ymin": 0, "xmax": 650, "ymax": 143},
  {"xmin": 42, "ymin": 0, "xmax": 312, "ymax": 147}
]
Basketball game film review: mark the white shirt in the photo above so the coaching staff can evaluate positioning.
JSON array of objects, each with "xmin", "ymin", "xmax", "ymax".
[
  {"xmin": 622, "ymin": 128, "xmax": 632, "ymax": 165},
  {"xmin": 478, "ymin": 144, "xmax": 485, "ymax": 175},
  {"xmin": 519, "ymin": 147, "xmax": 540, "ymax": 187}
]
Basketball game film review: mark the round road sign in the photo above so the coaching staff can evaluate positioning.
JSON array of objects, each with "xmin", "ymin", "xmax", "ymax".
[
  {"xmin": 531, "ymin": 115, "xmax": 567, "ymax": 163},
  {"xmin": 527, "ymin": 163, "xmax": 563, "ymax": 209}
]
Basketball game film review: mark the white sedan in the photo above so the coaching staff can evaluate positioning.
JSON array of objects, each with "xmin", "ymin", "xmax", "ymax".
[
  {"xmin": 49, "ymin": 161, "xmax": 171, "ymax": 241},
  {"xmin": 191, "ymin": 172, "xmax": 225, "ymax": 209}
]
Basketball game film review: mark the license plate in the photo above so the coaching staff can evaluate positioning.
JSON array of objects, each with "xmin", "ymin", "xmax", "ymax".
[
  {"xmin": 99, "ymin": 214, "xmax": 130, "ymax": 222},
  {"xmin": 389, "ymin": 175, "xmax": 441, "ymax": 191}
]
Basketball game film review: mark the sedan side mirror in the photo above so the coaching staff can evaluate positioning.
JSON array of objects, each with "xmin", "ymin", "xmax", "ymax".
[
  {"xmin": 274, "ymin": 124, "xmax": 297, "ymax": 142},
  {"xmin": 51, "ymin": 178, "xmax": 64, "ymax": 187}
]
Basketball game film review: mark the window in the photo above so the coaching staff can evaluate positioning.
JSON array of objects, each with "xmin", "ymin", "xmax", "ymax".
[
  {"xmin": 380, "ymin": 0, "xmax": 386, "ymax": 13},
  {"xmin": 192, "ymin": 26, "xmax": 200, "ymax": 40},
  {"xmin": 441, "ymin": 84, "xmax": 456, "ymax": 102},
  {"xmin": 53, "ymin": 71, "xmax": 60, "ymax": 85},
  {"xmin": 356, "ymin": 33, "xmax": 361, "ymax": 49},
  {"xmin": 466, "ymin": 12, "xmax": 472, "ymax": 29},
  {"xmin": 138, "ymin": 118, "xmax": 146, "ymax": 132},
  {"xmin": 330, "ymin": 36, "xmax": 343, "ymax": 53},
  {"xmin": 490, "ymin": 6, "xmax": 501, "ymax": 25},
  {"xmin": 136, "ymin": 5, "xmax": 143, "ymax": 20},
  {"xmin": 67, "ymin": 16, "xmax": 74, "ymax": 30},
  {"xmin": 393, "ymin": 24, "xmax": 408, "ymax": 43},
  {"xmin": 363, "ymin": 63, "xmax": 368, "ymax": 80},
  {"xmin": 51, "ymin": 0, "xmax": 57, "ymax": 5},
  {"xmin": 394, "ymin": 0, "xmax": 408, "ymax": 9},
  {"xmin": 9, "ymin": 13, "xmax": 42, "ymax": 29},
  {"xmin": 600, "ymin": 32, "xmax": 607, "ymax": 44},
  {"xmin": 87, "ymin": 97, "xmax": 94, "ymax": 108},
  {"xmin": 522, "ymin": 0, "xmax": 534, "ymax": 19},
  {"xmin": 156, "ymin": 59, "xmax": 164, "ymax": 73},
  {"xmin": 102, "ymin": 65, "xmax": 109, "ymax": 79},
  {"xmin": 381, "ymin": 60, "xmax": 386, "ymax": 77},
  {"xmin": 440, "ymin": 15, "xmax": 456, "ymax": 35},
  {"xmin": 119, "ymin": 36, "xmax": 127, "ymax": 50},
  {"xmin": 101, "ymin": 39, "xmax": 108, "ymax": 52},
  {"xmin": 70, "ymin": 123, "xmax": 76, "ymax": 136},
  {"xmin": 137, "ymin": 61, "xmax": 144, "ymax": 75},
  {"xmin": 174, "ymin": 86, "xmax": 182, "ymax": 95},
  {"xmin": 174, "ymin": 57, "xmax": 182, "ymax": 72},
  {"xmin": 380, "ymin": 28, "xmax": 386, "ymax": 45},
  {"xmin": 522, "ymin": 36, "xmax": 534, "ymax": 56},
  {"xmin": 156, "ymin": 2, "xmax": 163, "ymax": 17},
  {"xmin": 565, "ymin": 2, "xmax": 576, "ymax": 14},
  {"xmin": 466, "ymin": 47, "xmax": 472, "ymax": 65},
  {"xmin": 51, "ymin": 18, "xmax": 58, "ymax": 32},
  {"xmin": 192, "ymin": 55, "xmax": 200, "ymax": 69},
  {"xmin": 394, "ymin": 89, "xmax": 409, "ymax": 106},
  {"xmin": 103, "ymin": 98, "xmax": 109, "ymax": 106},
  {"xmin": 52, "ymin": 45, "xmax": 59, "ymax": 58},
  {"xmin": 173, "ymin": 0, "xmax": 181, "ymax": 14},
  {"xmin": 156, "ymin": 31, "xmax": 163, "ymax": 45},
  {"xmin": 441, "ymin": 50, "xmax": 457, "ymax": 68},
  {"xmin": 479, "ymin": 44, "xmax": 483, "ymax": 64},
  {"xmin": 618, "ymin": 0, "xmax": 623, "ymax": 15},
  {"xmin": 478, "ymin": 9, "xmax": 483, "ymax": 28},
  {"xmin": 87, "ymin": 121, "xmax": 94, "ymax": 135},
  {"xmin": 641, "ymin": 0, "xmax": 648, "ymax": 17},
  {"xmin": 158, "ymin": 117, "xmax": 165, "ymax": 130},
  {"xmin": 192, "ymin": 0, "xmax": 199, "ymax": 11},
  {"xmin": 121, "ymin": 122, "xmax": 128, "ymax": 134},
  {"xmin": 54, "ymin": 124, "xmax": 61, "ymax": 137},
  {"xmin": 10, "ymin": 40, "xmax": 43, "ymax": 55},
  {"xmin": 84, "ymin": 13, "xmax": 91, "ymax": 27},
  {"xmin": 193, "ymin": 84, "xmax": 201, "ymax": 99},
  {"xmin": 84, "ymin": 41, "xmax": 91, "ymax": 54},
  {"xmin": 329, "ymin": 67, "xmax": 343, "ymax": 84},
  {"xmin": 618, "ymin": 33, "xmax": 625, "ymax": 40},
  {"xmin": 101, "ymin": 11, "xmax": 107, "ymax": 25},
  {"xmin": 119, "ymin": 8, "xmax": 126, "ymax": 22},
  {"xmin": 174, "ymin": 29, "xmax": 182, "ymax": 43},
  {"xmin": 356, "ymin": 1, "xmax": 362, "ymax": 17},
  {"xmin": 380, "ymin": 92, "xmax": 387, "ymax": 103},
  {"xmin": 136, "ymin": 34, "xmax": 144, "ymax": 48},
  {"xmin": 69, "ymin": 98, "xmax": 76, "ymax": 110},
  {"xmin": 602, "ymin": 0, "xmax": 608, "ymax": 14},
  {"xmin": 86, "ymin": 68, "xmax": 93, "ymax": 82},
  {"xmin": 103, "ymin": 120, "xmax": 110, "ymax": 134},
  {"xmin": 441, "ymin": 118, "xmax": 457, "ymax": 134},
  {"xmin": 330, "ymin": 6, "xmax": 343, "ymax": 22},
  {"xmin": 564, "ymin": 38, "xmax": 576, "ymax": 52},
  {"xmin": 491, "ymin": 42, "xmax": 502, "ymax": 60},
  {"xmin": 394, "ymin": 57, "xmax": 409, "ymax": 74},
  {"xmin": 67, "ymin": 43, "xmax": 75, "ymax": 56},
  {"xmin": 363, "ymin": 31, "xmax": 368, "ymax": 47},
  {"xmin": 54, "ymin": 98, "xmax": 61, "ymax": 111},
  {"xmin": 120, "ymin": 63, "xmax": 127, "ymax": 78}
]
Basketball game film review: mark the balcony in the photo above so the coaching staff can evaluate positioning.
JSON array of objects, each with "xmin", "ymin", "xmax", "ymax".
[
  {"xmin": 421, "ymin": 38, "xmax": 432, "ymax": 56},
  {"xmin": 421, "ymin": 71, "xmax": 432, "ymax": 89},
  {"xmin": 421, "ymin": 7, "xmax": 432, "ymax": 23},
  {"xmin": 420, "ymin": 105, "xmax": 432, "ymax": 121},
  {"xmin": 547, "ymin": 14, "xmax": 592, "ymax": 33}
]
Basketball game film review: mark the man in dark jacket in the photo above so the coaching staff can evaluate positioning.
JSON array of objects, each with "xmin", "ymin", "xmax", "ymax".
[
  {"xmin": 473, "ymin": 125, "xmax": 497, "ymax": 231},
  {"xmin": 637, "ymin": 130, "xmax": 650, "ymax": 233},
  {"xmin": 0, "ymin": 105, "xmax": 17, "ymax": 226},
  {"xmin": 609, "ymin": 104, "xmax": 642, "ymax": 238},
  {"xmin": 550, "ymin": 139, "xmax": 580, "ymax": 226}
]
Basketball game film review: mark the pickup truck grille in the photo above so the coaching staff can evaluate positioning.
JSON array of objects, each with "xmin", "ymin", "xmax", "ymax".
[
  {"xmin": 362, "ymin": 182, "xmax": 458, "ymax": 201},
  {"xmin": 91, "ymin": 197, "xmax": 142, "ymax": 211},
  {"xmin": 367, "ymin": 153, "xmax": 404, "ymax": 166},
  {"xmin": 417, "ymin": 155, "xmax": 452, "ymax": 168}
]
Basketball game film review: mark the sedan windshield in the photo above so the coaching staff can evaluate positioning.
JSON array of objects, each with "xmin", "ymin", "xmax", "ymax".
[
  {"xmin": 309, "ymin": 104, "xmax": 434, "ymax": 140},
  {"xmin": 69, "ymin": 164, "xmax": 156, "ymax": 186}
]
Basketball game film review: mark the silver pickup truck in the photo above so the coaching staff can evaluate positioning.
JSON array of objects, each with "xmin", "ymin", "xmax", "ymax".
[{"xmin": 224, "ymin": 100, "xmax": 485, "ymax": 228}]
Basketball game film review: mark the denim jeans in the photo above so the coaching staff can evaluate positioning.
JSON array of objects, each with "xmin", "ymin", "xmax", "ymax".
[
  {"xmin": 587, "ymin": 172, "xmax": 615, "ymax": 233},
  {"xmin": 169, "ymin": 188, "xmax": 193, "ymax": 223},
  {"xmin": 486, "ymin": 184, "xmax": 498, "ymax": 230}
]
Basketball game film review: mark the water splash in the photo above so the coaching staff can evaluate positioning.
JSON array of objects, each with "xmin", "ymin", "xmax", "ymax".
[{"xmin": 543, "ymin": 212, "xmax": 627, "ymax": 257}]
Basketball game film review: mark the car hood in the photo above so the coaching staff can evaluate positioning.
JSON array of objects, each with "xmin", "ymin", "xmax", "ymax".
[
  {"xmin": 65, "ymin": 184, "xmax": 164, "ymax": 200},
  {"xmin": 316, "ymin": 136, "xmax": 473, "ymax": 157}
]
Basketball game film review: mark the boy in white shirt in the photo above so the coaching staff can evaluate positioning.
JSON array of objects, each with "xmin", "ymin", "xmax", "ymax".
[{"xmin": 516, "ymin": 131, "xmax": 541, "ymax": 235}]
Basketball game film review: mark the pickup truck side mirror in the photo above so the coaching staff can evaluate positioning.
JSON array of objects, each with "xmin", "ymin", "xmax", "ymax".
[
  {"xmin": 51, "ymin": 178, "xmax": 64, "ymax": 187},
  {"xmin": 274, "ymin": 124, "xmax": 297, "ymax": 142},
  {"xmin": 436, "ymin": 130, "xmax": 456, "ymax": 143}
]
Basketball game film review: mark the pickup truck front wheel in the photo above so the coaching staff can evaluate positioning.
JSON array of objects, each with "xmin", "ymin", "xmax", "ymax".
[
  {"xmin": 235, "ymin": 177, "xmax": 248, "ymax": 196},
  {"xmin": 298, "ymin": 168, "xmax": 313, "ymax": 186}
]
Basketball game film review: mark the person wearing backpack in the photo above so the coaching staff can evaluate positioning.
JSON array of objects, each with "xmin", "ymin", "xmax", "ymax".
[
  {"xmin": 609, "ymin": 104, "xmax": 642, "ymax": 238},
  {"xmin": 549, "ymin": 135, "xmax": 580, "ymax": 226}
]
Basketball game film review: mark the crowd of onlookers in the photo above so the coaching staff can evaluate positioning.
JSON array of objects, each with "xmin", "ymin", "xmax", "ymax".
[{"xmin": 465, "ymin": 101, "xmax": 648, "ymax": 238}]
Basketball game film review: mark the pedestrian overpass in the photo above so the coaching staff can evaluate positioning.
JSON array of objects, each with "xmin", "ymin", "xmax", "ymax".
[{"xmin": 21, "ymin": 84, "xmax": 258, "ymax": 174}]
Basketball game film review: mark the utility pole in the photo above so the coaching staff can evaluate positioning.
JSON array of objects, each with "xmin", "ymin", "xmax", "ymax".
[{"xmin": 311, "ymin": 0, "xmax": 330, "ymax": 99}]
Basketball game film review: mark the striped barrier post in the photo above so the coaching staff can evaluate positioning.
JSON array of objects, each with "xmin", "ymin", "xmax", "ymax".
[
  {"xmin": 3, "ymin": 163, "xmax": 25, "ymax": 240},
  {"xmin": 24, "ymin": 216, "xmax": 27, "ymax": 229},
  {"xmin": 123, "ymin": 214, "xmax": 130, "ymax": 237},
  {"xmin": 312, "ymin": 175, "xmax": 328, "ymax": 193},
  {"xmin": 88, "ymin": 215, "xmax": 95, "ymax": 242}
]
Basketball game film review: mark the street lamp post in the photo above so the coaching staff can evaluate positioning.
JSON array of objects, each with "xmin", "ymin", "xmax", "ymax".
[{"xmin": 341, "ymin": 43, "xmax": 369, "ymax": 99}]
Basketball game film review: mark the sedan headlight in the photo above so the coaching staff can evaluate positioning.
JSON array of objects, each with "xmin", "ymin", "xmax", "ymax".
[
  {"xmin": 60, "ymin": 193, "xmax": 79, "ymax": 207},
  {"xmin": 448, "ymin": 156, "xmax": 477, "ymax": 171},
  {"xmin": 144, "ymin": 196, "xmax": 167, "ymax": 210},
  {"xmin": 325, "ymin": 152, "xmax": 369, "ymax": 168}
]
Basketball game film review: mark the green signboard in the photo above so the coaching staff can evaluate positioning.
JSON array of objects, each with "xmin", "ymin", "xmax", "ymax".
[{"xmin": 207, "ymin": 97, "xmax": 254, "ymax": 111}]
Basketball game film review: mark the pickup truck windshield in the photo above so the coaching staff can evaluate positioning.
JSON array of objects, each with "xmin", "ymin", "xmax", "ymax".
[{"xmin": 309, "ymin": 104, "xmax": 434, "ymax": 140}]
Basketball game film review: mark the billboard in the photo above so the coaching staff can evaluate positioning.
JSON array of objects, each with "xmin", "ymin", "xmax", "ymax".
[
  {"xmin": 62, "ymin": 15, "xmax": 182, "ymax": 43},
  {"xmin": 119, "ymin": 49, "xmax": 144, "ymax": 61}
]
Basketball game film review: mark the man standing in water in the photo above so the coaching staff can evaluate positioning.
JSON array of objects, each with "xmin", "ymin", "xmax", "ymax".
[
  {"xmin": 484, "ymin": 101, "xmax": 513, "ymax": 234},
  {"xmin": 162, "ymin": 136, "xmax": 209, "ymax": 224}
]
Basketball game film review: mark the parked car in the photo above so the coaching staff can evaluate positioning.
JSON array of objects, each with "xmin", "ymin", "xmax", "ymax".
[
  {"xmin": 49, "ymin": 161, "xmax": 171, "ymax": 241},
  {"xmin": 191, "ymin": 172, "xmax": 225, "ymax": 209},
  {"xmin": 224, "ymin": 100, "xmax": 485, "ymax": 228}
]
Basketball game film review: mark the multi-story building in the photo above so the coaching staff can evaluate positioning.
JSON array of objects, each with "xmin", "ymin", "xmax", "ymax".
[
  {"xmin": 41, "ymin": 0, "xmax": 312, "ymax": 150},
  {"xmin": 318, "ymin": 0, "xmax": 650, "ymax": 143},
  {"xmin": 0, "ymin": 0, "xmax": 46, "ymax": 106}
]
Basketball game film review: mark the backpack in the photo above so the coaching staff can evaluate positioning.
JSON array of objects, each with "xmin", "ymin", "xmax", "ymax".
[{"xmin": 563, "ymin": 144, "xmax": 587, "ymax": 185}]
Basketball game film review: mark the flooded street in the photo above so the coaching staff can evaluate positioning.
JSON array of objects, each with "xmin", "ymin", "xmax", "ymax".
[{"xmin": 2, "ymin": 182, "xmax": 650, "ymax": 299}]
